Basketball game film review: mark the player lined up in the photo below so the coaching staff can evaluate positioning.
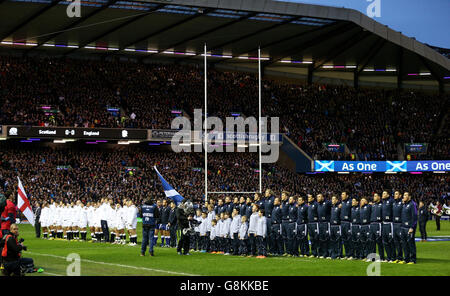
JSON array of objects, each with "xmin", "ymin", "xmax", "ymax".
[{"xmin": 187, "ymin": 189, "xmax": 418, "ymax": 264}]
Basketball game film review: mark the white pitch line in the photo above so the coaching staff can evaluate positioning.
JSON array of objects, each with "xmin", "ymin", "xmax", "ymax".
[
  {"xmin": 29, "ymin": 252, "xmax": 200, "ymax": 276},
  {"xmin": 44, "ymin": 271, "xmax": 63, "ymax": 276}
]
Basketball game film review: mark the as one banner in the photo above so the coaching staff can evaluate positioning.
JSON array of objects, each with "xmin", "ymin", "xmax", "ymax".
[
  {"xmin": 314, "ymin": 160, "xmax": 450, "ymax": 172},
  {"xmin": 17, "ymin": 177, "xmax": 35, "ymax": 226}
]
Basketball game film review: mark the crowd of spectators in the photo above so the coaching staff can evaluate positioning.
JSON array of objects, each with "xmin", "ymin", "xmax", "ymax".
[
  {"xmin": 0, "ymin": 55, "xmax": 447, "ymax": 160},
  {"xmin": 0, "ymin": 143, "xmax": 447, "ymax": 207}
]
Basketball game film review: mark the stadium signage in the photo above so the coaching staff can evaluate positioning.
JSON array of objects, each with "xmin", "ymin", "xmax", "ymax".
[
  {"xmin": 314, "ymin": 160, "xmax": 450, "ymax": 172},
  {"xmin": 6, "ymin": 126, "xmax": 147, "ymax": 140}
]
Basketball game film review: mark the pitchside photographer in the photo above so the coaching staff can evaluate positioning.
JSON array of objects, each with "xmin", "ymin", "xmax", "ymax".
[
  {"xmin": 176, "ymin": 200, "xmax": 199, "ymax": 255},
  {"xmin": 1, "ymin": 224, "xmax": 34, "ymax": 276}
]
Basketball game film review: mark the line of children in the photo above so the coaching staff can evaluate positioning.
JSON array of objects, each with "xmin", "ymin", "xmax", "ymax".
[{"xmin": 188, "ymin": 203, "xmax": 269, "ymax": 258}]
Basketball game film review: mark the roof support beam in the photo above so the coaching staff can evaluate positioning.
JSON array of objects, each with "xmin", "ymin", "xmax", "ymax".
[
  {"xmin": 119, "ymin": 8, "xmax": 214, "ymax": 51},
  {"xmin": 313, "ymin": 30, "xmax": 371, "ymax": 71},
  {"xmin": 150, "ymin": 12, "xmax": 257, "ymax": 57},
  {"xmin": 397, "ymin": 47, "xmax": 404, "ymax": 89},
  {"xmin": 26, "ymin": 0, "xmax": 120, "ymax": 53},
  {"xmin": 419, "ymin": 55, "xmax": 443, "ymax": 85},
  {"xmin": 179, "ymin": 16, "xmax": 302, "ymax": 62},
  {"xmin": 263, "ymin": 22, "xmax": 355, "ymax": 67},
  {"xmin": 357, "ymin": 38, "xmax": 386, "ymax": 74},
  {"xmin": 307, "ymin": 63, "xmax": 314, "ymax": 85},
  {"xmin": 213, "ymin": 20, "xmax": 341, "ymax": 66},
  {"xmin": 0, "ymin": 0, "xmax": 63, "ymax": 41},
  {"xmin": 64, "ymin": 3, "xmax": 166, "ymax": 56}
]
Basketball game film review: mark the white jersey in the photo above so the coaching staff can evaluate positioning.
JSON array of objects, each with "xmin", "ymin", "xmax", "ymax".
[
  {"xmin": 40, "ymin": 207, "xmax": 50, "ymax": 227},
  {"xmin": 127, "ymin": 205, "xmax": 138, "ymax": 229},
  {"xmin": 87, "ymin": 206, "xmax": 95, "ymax": 226},
  {"xmin": 79, "ymin": 206, "xmax": 88, "ymax": 227}
]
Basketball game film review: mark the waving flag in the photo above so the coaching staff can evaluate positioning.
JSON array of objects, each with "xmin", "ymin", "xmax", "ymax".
[
  {"xmin": 153, "ymin": 166, "xmax": 184, "ymax": 205},
  {"xmin": 17, "ymin": 177, "xmax": 35, "ymax": 226}
]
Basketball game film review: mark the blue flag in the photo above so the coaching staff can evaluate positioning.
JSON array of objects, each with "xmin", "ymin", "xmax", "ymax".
[{"xmin": 154, "ymin": 166, "xmax": 184, "ymax": 205}]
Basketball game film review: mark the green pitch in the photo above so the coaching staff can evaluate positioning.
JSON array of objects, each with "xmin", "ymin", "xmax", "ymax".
[{"xmin": 16, "ymin": 221, "xmax": 450, "ymax": 276}]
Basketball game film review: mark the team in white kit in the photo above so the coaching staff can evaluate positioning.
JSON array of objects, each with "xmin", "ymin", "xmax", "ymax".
[{"xmin": 38, "ymin": 198, "xmax": 139, "ymax": 245}]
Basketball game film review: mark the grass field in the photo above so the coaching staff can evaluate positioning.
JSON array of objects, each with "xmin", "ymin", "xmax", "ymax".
[{"xmin": 16, "ymin": 221, "xmax": 450, "ymax": 276}]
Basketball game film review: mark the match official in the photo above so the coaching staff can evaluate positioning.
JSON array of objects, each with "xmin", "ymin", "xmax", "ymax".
[{"xmin": 140, "ymin": 198, "xmax": 159, "ymax": 256}]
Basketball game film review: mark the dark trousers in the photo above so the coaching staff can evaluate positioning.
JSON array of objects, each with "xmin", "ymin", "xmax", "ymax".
[
  {"xmin": 281, "ymin": 222, "xmax": 289, "ymax": 254},
  {"xmin": 419, "ymin": 220, "xmax": 427, "ymax": 240},
  {"xmin": 35, "ymin": 222, "xmax": 41, "ymax": 238},
  {"xmin": 318, "ymin": 222, "xmax": 330, "ymax": 257},
  {"xmin": 393, "ymin": 223, "xmax": 403, "ymax": 261},
  {"xmin": 239, "ymin": 239, "xmax": 248, "ymax": 255},
  {"xmin": 286, "ymin": 222, "xmax": 296, "ymax": 255},
  {"xmin": 169, "ymin": 225, "xmax": 178, "ymax": 247},
  {"xmin": 435, "ymin": 216, "xmax": 440, "ymax": 230},
  {"xmin": 307, "ymin": 223, "xmax": 319, "ymax": 256},
  {"xmin": 360, "ymin": 225, "xmax": 370, "ymax": 258},
  {"xmin": 100, "ymin": 220, "xmax": 109, "ymax": 242},
  {"xmin": 190, "ymin": 232, "xmax": 199, "ymax": 250},
  {"xmin": 329, "ymin": 225, "xmax": 341, "ymax": 259},
  {"xmin": 369, "ymin": 223, "xmax": 384, "ymax": 260},
  {"xmin": 295, "ymin": 223, "xmax": 309, "ymax": 256},
  {"xmin": 382, "ymin": 223, "xmax": 395, "ymax": 261},
  {"xmin": 340, "ymin": 221, "xmax": 352, "ymax": 257},
  {"xmin": 271, "ymin": 223, "xmax": 283, "ymax": 255},
  {"xmin": 232, "ymin": 233, "xmax": 239, "ymax": 255},
  {"xmin": 177, "ymin": 230, "xmax": 190, "ymax": 254},
  {"xmin": 210, "ymin": 238, "xmax": 217, "ymax": 252},
  {"xmin": 141, "ymin": 225, "xmax": 155, "ymax": 254},
  {"xmin": 265, "ymin": 217, "xmax": 272, "ymax": 252},
  {"xmin": 248, "ymin": 233, "xmax": 257, "ymax": 255},
  {"xmin": 351, "ymin": 225, "xmax": 361, "ymax": 258},
  {"xmin": 2, "ymin": 258, "xmax": 33, "ymax": 276},
  {"xmin": 400, "ymin": 227, "xmax": 416, "ymax": 263},
  {"xmin": 204, "ymin": 232, "xmax": 210, "ymax": 251},
  {"xmin": 256, "ymin": 235, "xmax": 267, "ymax": 256}
]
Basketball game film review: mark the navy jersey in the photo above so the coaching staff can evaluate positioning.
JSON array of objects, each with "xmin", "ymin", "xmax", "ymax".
[
  {"xmin": 296, "ymin": 204, "xmax": 308, "ymax": 224},
  {"xmin": 330, "ymin": 204, "xmax": 341, "ymax": 225},
  {"xmin": 245, "ymin": 203, "xmax": 253, "ymax": 219},
  {"xmin": 307, "ymin": 201, "xmax": 319, "ymax": 222},
  {"xmin": 255, "ymin": 199, "xmax": 265, "ymax": 211},
  {"xmin": 160, "ymin": 206, "xmax": 170, "ymax": 224},
  {"xmin": 271, "ymin": 205, "xmax": 282, "ymax": 224},
  {"xmin": 381, "ymin": 197, "xmax": 394, "ymax": 222},
  {"xmin": 351, "ymin": 206, "xmax": 360, "ymax": 225},
  {"xmin": 418, "ymin": 206, "xmax": 428, "ymax": 222},
  {"xmin": 239, "ymin": 203, "xmax": 246, "ymax": 216},
  {"xmin": 317, "ymin": 200, "xmax": 331, "ymax": 222},
  {"xmin": 287, "ymin": 203, "xmax": 298, "ymax": 223},
  {"xmin": 360, "ymin": 204, "xmax": 371, "ymax": 225},
  {"xmin": 401, "ymin": 200, "xmax": 418, "ymax": 229},
  {"xmin": 224, "ymin": 202, "xmax": 234, "ymax": 214},
  {"xmin": 370, "ymin": 202, "xmax": 382, "ymax": 223},
  {"xmin": 168, "ymin": 208, "xmax": 177, "ymax": 225},
  {"xmin": 155, "ymin": 206, "xmax": 162, "ymax": 224},
  {"xmin": 340, "ymin": 199, "xmax": 352, "ymax": 222},
  {"xmin": 393, "ymin": 199, "xmax": 403, "ymax": 223},
  {"xmin": 141, "ymin": 204, "xmax": 159, "ymax": 226},
  {"xmin": 216, "ymin": 204, "xmax": 226, "ymax": 215},
  {"xmin": 281, "ymin": 199, "xmax": 290, "ymax": 221},
  {"xmin": 264, "ymin": 196, "xmax": 275, "ymax": 218}
]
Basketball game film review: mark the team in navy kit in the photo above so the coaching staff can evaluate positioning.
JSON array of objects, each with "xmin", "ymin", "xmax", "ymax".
[{"xmin": 140, "ymin": 188, "xmax": 418, "ymax": 264}]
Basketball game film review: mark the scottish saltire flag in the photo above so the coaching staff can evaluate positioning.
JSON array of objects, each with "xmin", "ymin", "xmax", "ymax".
[
  {"xmin": 386, "ymin": 161, "xmax": 407, "ymax": 172},
  {"xmin": 314, "ymin": 160, "xmax": 335, "ymax": 172},
  {"xmin": 17, "ymin": 177, "xmax": 35, "ymax": 226},
  {"xmin": 153, "ymin": 166, "xmax": 184, "ymax": 205}
]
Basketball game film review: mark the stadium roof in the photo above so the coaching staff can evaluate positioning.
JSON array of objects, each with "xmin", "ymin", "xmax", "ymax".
[{"xmin": 0, "ymin": 0, "xmax": 449, "ymax": 91}]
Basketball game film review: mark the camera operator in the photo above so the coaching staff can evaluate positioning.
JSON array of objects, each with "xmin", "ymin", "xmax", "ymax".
[
  {"xmin": 1, "ymin": 224, "xmax": 34, "ymax": 276},
  {"xmin": 176, "ymin": 200, "xmax": 197, "ymax": 255}
]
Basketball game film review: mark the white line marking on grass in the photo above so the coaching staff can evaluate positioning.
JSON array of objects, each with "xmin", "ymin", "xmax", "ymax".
[
  {"xmin": 29, "ymin": 252, "xmax": 200, "ymax": 276},
  {"xmin": 44, "ymin": 271, "xmax": 63, "ymax": 276}
]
